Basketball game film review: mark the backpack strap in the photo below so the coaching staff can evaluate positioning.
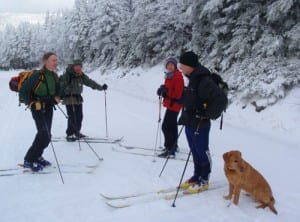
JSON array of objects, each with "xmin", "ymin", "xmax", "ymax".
[
  {"xmin": 32, "ymin": 70, "xmax": 44, "ymax": 92},
  {"xmin": 42, "ymin": 72, "xmax": 50, "ymax": 96},
  {"xmin": 28, "ymin": 71, "xmax": 44, "ymax": 101}
]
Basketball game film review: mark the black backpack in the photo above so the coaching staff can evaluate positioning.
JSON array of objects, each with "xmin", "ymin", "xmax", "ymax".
[
  {"xmin": 179, "ymin": 70, "xmax": 229, "ymax": 129},
  {"xmin": 205, "ymin": 72, "xmax": 228, "ymax": 129},
  {"xmin": 210, "ymin": 73, "xmax": 229, "ymax": 98}
]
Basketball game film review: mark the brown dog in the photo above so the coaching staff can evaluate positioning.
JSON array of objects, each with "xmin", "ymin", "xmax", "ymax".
[{"xmin": 223, "ymin": 150, "xmax": 278, "ymax": 215}]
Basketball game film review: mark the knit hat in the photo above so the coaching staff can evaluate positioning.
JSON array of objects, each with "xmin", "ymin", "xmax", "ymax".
[
  {"xmin": 72, "ymin": 59, "xmax": 83, "ymax": 67},
  {"xmin": 165, "ymin": 57, "xmax": 178, "ymax": 69},
  {"xmin": 179, "ymin": 51, "xmax": 199, "ymax": 68}
]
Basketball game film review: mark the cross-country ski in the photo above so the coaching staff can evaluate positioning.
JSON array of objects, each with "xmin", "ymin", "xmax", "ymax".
[
  {"xmin": 100, "ymin": 187, "xmax": 178, "ymax": 201},
  {"xmin": 111, "ymin": 146, "xmax": 193, "ymax": 162},
  {"xmin": 104, "ymin": 182, "xmax": 227, "ymax": 208},
  {"xmin": 117, "ymin": 143, "xmax": 189, "ymax": 155},
  {"xmin": 51, "ymin": 136, "xmax": 123, "ymax": 144}
]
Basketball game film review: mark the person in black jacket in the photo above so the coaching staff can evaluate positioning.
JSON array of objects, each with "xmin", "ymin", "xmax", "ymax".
[{"xmin": 178, "ymin": 51, "xmax": 226, "ymax": 194}]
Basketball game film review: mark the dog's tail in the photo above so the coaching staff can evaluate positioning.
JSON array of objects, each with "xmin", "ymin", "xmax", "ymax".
[{"xmin": 268, "ymin": 197, "xmax": 278, "ymax": 215}]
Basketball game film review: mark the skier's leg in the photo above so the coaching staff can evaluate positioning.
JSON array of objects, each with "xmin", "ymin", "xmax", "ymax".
[
  {"xmin": 24, "ymin": 109, "xmax": 51, "ymax": 162},
  {"xmin": 162, "ymin": 110, "xmax": 176, "ymax": 150},
  {"xmin": 192, "ymin": 123, "xmax": 211, "ymax": 181},
  {"xmin": 168, "ymin": 110, "xmax": 179, "ymax": 151},
  {"xmin": 37, "ymin": 106, "xmax": 53, "ymax": 158},
  {"xmin": 66, "ymin": 105, "xmax": 76, "ymax": 136},
  {"xmin": 76, "ymin": 104, "xmax": 83, "ymax": 134}
]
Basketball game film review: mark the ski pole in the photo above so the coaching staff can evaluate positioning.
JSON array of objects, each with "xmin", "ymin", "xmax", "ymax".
[
  {"xmin": 153, "ymin": 96, "xmax": 163, "ymax": 162},
  {"xmin": 56, "ymin": 104, "xmax": 68, "ymax": 119},
  {"xmin": 172, "ymin": 150, "xmax": 191, "ymax": 207},
  {"xmin": 42, "ymin": 111, "xmax": 64, "ymax": 184},
  {"xmin": 172, "ymin": 124, "xmax": 201, "ymax": 207},
  {"xmin": 50, "ymin": 139, "xmax": 65, "ymax": 184},
  {"xmin": 159, "ymin": 103, "xmax": 163, "ymax": 149},
  {"xmin": 220, "ymin": 113, "xmax": 224, "ymax": 130},
  {"xmin": 159, "ymin": 125, "xmax": 162, "ymax": 149},
  {"xmin": 158, "ymin": 125, "xmax": 184, "ymax": 177},
  {"xmin": 104, "ymin": 90, "xmax": 108, "ymax": 138},
  {"xmin": 81, "ymin": 138, "xmax": 104, "ymax": 161},
  {"xmin": 158, "ymin": 95, "xmax": 162, "ymax": 150},
  {"xmin": 56, "ymin": 104, "xmax": 103, "ymax": 162}
]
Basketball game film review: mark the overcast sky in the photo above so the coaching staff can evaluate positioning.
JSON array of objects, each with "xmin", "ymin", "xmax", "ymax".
[{"xmin": 0, "ymin": 0, "xmax": 75, "ymax": 13}]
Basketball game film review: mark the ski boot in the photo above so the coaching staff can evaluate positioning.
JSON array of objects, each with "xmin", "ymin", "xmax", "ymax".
[
  {"xmin": 179, "ymin": 175, "xmax": 200, "ymax": 190},
  {"xmin": 158, "ymin": 150, "xmax": 175, "ymax": 159},
  {"xmin": 75, "ymin": 132, "xmax": 86, "ymax": 139},
  {"xmin": 66, "ymin": 134, "xmax": 77, "ymax": 142},
  {"xmin": 185, "ymin": 178, "xmax": 209, "ymax": 194},
  {"xmin": 37, "ymin": 157, "xmax": 51, "ymax": 168},
  {"xmin": 23, "ymin": 160, "xmax": 44, "ymax": 172}
]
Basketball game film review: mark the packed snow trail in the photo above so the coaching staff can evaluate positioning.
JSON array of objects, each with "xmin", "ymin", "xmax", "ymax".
[{"xmin": 0, "ymin": 69, "xmax": 299, "ymax": 222}]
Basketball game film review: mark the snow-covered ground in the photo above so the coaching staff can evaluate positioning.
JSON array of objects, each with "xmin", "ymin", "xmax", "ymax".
[{"xmin": 0, "ymin": 66, "xmax": 299, "ymax": 222}]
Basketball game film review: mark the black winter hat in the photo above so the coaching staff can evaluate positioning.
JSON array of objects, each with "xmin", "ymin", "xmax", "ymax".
[{"xmin": 179, "ymin": 51, "xmax": 199, "ymax": 68}]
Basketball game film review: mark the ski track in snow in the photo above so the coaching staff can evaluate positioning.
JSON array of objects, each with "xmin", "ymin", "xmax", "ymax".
[{"xmin": 0, "ymin": 69, "xmax": 299, "ymax": 222}]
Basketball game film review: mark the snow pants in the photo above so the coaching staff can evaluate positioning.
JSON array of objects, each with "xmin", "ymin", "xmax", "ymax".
[
  {"xmin": 66, "ymin": 104, "xmax": 83, "ymax": 136},
  {"xmin": 162, "ymin": 109, "xmax": 179, "ymax": 151},
  {"xmin": 24, "ymin": 105, "xmax": 53, "ymax": 162},
  {"xmin": 185, "ymin": 122, "xmax": 211, "ymax": 181}
]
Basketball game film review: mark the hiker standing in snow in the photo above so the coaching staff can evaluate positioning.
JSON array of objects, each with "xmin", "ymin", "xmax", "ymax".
[
  {"xmin": 59, "ymin": 60, "xmax": 108, "ymax": 141},
  {"xmin": 178, "ymin": 51, "xmax": 227, "ymax": 194},
  {"xmin": 19, "ymin": 52, "xmax": 60, "ymax": 172},
  {"xmin": 156, "ymin": 58, "xmax": 184, "ymax": 158}
]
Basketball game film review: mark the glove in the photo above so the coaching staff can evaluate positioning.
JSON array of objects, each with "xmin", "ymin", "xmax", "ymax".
[
  {"xmin": 102, "ymin": 84, "xmax": 108, "ymax": 91},
  {"xmin": 29, "ymin": 101, "xmax": 42, "ymax": 111},
  {"xmin": 156, "ymin": 85, "xmax": 167, "ymax": 97}
]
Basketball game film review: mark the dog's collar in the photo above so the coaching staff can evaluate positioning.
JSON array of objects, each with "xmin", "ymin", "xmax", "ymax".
[
  {"xmin": 226, "ymin": 166, "xmax": 235, "ymax": 171},
  {"xmin": 226, "ymin": 166, "xmax": 244, "ymax": 173}
]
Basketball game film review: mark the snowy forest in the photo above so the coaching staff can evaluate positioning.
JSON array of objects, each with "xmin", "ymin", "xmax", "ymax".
[{"xmin": 0, "ymin": 0, "xmax": 299, "ymax": 106}]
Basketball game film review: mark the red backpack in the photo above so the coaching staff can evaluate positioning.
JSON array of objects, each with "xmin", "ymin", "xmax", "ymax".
[{"xmin": 9, "ymin": 70, "xmax": 44, "ymax": 104}]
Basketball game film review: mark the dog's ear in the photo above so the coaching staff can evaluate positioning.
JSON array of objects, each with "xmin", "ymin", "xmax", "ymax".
[
  {"xmin": 239, "ymin": 160, "xmax": 246, "ymax": 172},
  {"xmin": 239, "ymin": 161, "xmax": 246, "ymax": 172},
  {"xmin": 223, "ymin": 152, "xmax": 230, "ymax": 162},
  {"xmin": 234, "ymin": 151, "xmax": 245, "ymax": 172}
]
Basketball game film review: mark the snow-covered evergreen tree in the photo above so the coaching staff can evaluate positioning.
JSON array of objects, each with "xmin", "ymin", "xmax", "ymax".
[
  {"xmin": 87, "ymin": 0, "xmax": 122, "ymax": 67},
  {"xmin": 115, "ymin": 0, "xmax": 193, "ymax": 67},
  {"xmin": 190, "ymin": 0, "xmax": 300, "ymax": 106},
  {"xmin": 0, "ymin": 24, "xmax": 21, "ymax": 69},
  {"xmin": 63, "ymin": 0, "xmax": 91, "ymax": 63},
  {"xmin": 0, "ymin": 0, "xmax": 299, "ymax": 106}
]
